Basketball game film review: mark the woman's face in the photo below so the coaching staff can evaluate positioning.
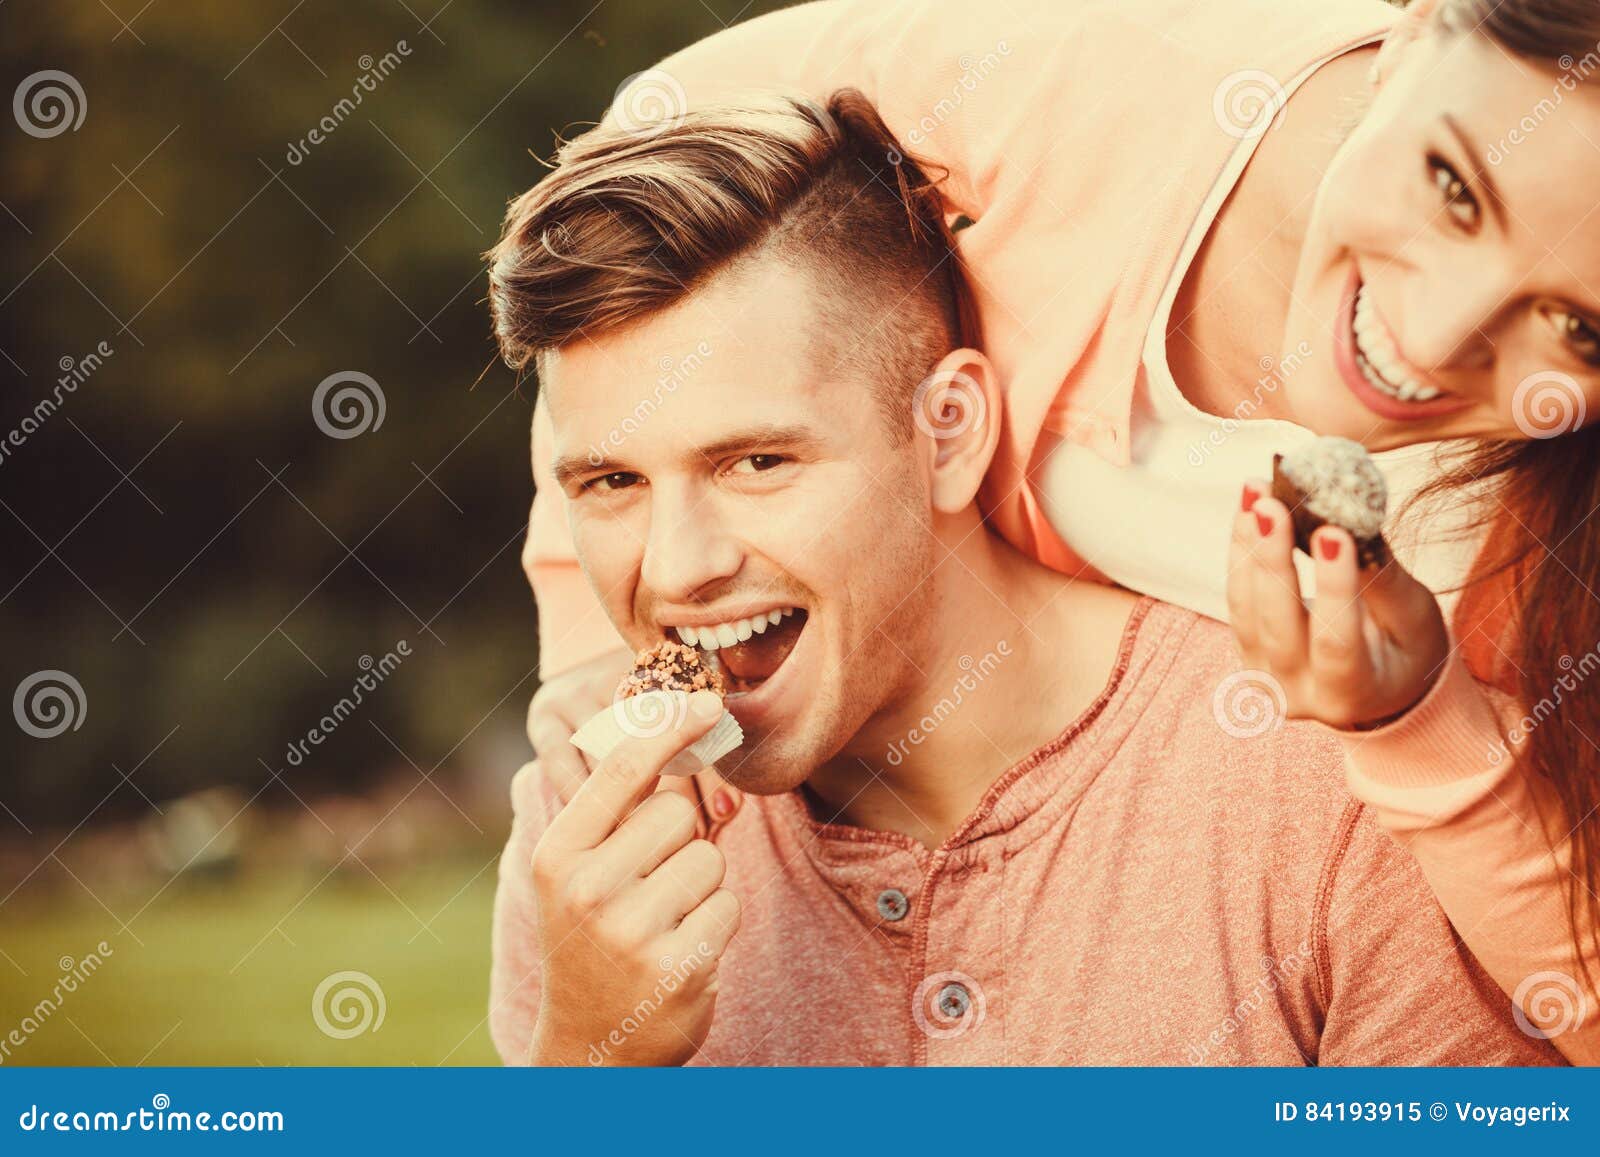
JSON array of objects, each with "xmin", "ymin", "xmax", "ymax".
[{"xmin": 1280, "ymin": 26, "xmax": 1600, "ymax": 450}]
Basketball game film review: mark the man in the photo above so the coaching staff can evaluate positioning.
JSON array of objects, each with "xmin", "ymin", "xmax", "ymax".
[{"xmin": 484, "ymin": 91, "xmax": 1556, "ymax": 1066}]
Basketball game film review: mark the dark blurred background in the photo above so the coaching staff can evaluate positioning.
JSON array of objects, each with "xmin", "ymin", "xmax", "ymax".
[{"xmin": 0, "ymin": 0, "xmax": 781, "ymax": 1065}]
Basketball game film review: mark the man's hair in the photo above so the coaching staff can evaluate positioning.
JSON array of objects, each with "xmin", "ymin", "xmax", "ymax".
[{"xmin": 485, "ymin": 89, "xmax": 976, "ymax": 437}]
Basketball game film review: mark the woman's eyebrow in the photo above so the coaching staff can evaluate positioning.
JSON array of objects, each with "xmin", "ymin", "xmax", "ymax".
[{"xmin": 1443, "ymin": 113, "xmax": 1508, "ymax": 232}]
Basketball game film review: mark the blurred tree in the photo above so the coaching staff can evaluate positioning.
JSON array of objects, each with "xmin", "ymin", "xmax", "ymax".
[{"xmin": 0, "ymin": 0, "xmax": 785, "ymax": 831}]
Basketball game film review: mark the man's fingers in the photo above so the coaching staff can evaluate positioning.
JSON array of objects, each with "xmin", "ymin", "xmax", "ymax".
[
  {"xmin": 584, "ymin": 791, "xmax": 700, "ymax": 892},
  {"xmin": 673, "ymin": 888, "xmax": 742, "ymax": 961},
  {"xmin": 622, "ymin": 838, "xmax": 728, "ymax": 932},
  {"xmin": 547, "ymin": 690, "xmax": 724, "ymax": 850}
]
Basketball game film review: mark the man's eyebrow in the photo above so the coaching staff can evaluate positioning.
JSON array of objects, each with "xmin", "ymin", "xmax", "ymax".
[
  {"xmin": 550, "ymin": 424, "xmax": 825, "ymax": 488},
  {"xmin": 552, "ymin": 453, "xmax": 614, "ymax": 488},
  {"xmin": 693, "ymin": 424, "xmax": 826, "ymax": 462},
  {"xmin": 1442, "ymin": 114, "xmax": 1507, "ymax": 232}
]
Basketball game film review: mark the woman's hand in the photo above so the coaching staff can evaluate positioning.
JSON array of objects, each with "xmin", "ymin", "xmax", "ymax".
[
  {"xmin": 526, "ymin": 646, "xmax": 743, "ymax": 832},
  {"xmin": 1228, "ymin": 479, "xmax": 1450, "ymax": 730}
]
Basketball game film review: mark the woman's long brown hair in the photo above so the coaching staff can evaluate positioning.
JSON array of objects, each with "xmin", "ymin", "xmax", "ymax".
[
  {"xmin": 1414, "ymin": 0, "xmax": 1600, "ymax": 984},
  {"xmin": 1433, "ymin": 0, "xmax": 1600, "ymax": 985},
  {"xmin": 1405, "ymin": 428, "xmax": 1600, "ymax": 987}
]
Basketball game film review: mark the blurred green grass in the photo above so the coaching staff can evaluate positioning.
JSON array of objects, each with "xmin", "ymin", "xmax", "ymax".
[{"xmin": 0, "ymin": 858, "xmax": 502, "ymax": 1066}]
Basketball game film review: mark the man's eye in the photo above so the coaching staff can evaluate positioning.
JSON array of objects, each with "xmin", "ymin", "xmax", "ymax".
[
  {"xmin": 586, "ymin": 471, "xmax": 642, "ymax": 492},
  {"xmin": 1428, "ymin": 155, "xmax": 1480, "ymax": 230},
  {"xmin": 730, "ymin": 454, "xmax": 785, "ymax": 474}
]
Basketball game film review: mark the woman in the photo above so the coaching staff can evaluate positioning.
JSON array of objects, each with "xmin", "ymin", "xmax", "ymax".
[{"xmin": 513, "ymin": 0, "xmax": 1600, "ymax": 1060}]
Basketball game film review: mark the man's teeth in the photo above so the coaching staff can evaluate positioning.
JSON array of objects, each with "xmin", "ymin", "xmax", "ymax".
[
  {"xmin": 675, "ymin": 607, "xmax": 798, "ymax": 651},
  {"xmin": 1352, "ymin": 286, "xmax": 1440, "ymax": 402}
]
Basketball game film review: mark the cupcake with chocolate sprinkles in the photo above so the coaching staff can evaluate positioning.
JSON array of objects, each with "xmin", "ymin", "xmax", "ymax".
[
  {"xmin": 616, "ymin": 640, "xmax": 726, "ymax": 699},
  {"xmin": 570, "ymin": 640, "xmax": 743, "ymax": 776}
]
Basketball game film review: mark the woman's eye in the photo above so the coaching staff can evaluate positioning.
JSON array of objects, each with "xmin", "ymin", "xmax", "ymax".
[
  {"xmin": 730, "ymin": 454, "xmax": 784, "ymax": 474},
  {"xmin": 1428, "ymin": 155, "xmax": 1480, "ymax": 230},
  {"xmin": 586, "ymin": 471, "xmax": 641, "ymax": 492},
  {"xmin": 1554, "ymin": 308, "xmax": 1600, "ymax": 365}
]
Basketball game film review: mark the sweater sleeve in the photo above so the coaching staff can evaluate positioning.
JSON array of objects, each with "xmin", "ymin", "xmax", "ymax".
[
  {"xmin": 1332, "ymin": 650, "xmax": 1600, "ymax": 1065},
  {"xmin": 489, "ymin": 760, "xmax": 564, "ymax": 1065}
]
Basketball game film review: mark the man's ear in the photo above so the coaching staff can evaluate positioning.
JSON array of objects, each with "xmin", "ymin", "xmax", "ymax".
[
  {"xmin": 912, "ymin": 347, "xmax": 1002, "ymax": 515},
  {"xmin": 1370, "ymin": 0, "xmax": 1441, "ymax": 88}
]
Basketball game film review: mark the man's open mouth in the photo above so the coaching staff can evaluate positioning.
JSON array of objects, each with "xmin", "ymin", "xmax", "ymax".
[{"xmin": 667, "ymin": 607, "xmax": 809, "ymax": 695}]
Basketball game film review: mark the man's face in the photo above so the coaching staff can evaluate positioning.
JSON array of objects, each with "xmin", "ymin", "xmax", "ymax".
[{"xmin": 544, "ymin": 255, "xmax": 940, "ymax": 793}]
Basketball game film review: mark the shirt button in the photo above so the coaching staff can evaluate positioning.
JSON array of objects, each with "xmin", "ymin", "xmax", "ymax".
[
  {"xmin": 876, "ymin": 888, "xmax": 909, "ymax": 922},
  {"xmin": 936, "ymin": 982, "xmax": 972, "ymax": 1019}
]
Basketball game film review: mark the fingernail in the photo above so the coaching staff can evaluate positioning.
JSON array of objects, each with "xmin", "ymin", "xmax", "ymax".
[
  {"xmin": 1255, "ymin": 510, "xmax": 1274, "ymax": 536},
  {"xmin": 689, "ymin": 690, "xmax": 723, "ymax": 720},
  {"xmin": 1240, "ymin": 484, "xmax": 1260, "ymax": 513},
  {"xmin": 709, "ymin": 789, "xmax": 733, "ymax": 819},
  {"xmin": 1317, "ymin": 534, "xmax": 1341, "ymax": 562}
]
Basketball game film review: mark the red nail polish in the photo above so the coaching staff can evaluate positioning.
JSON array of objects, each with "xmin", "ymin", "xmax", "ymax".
[
  {"xmin": 1240, "ymin": 484, "xmax": 1260, "ymax": 513},
  {"xmin": 1255, "ymin": 510, "xmax": 1273, "ymax": 536},
  {"xmin": 710, "ymin": 790, "xmax": 732, "ymax": 819},
  {"xmin": 1317, "ymin": 535, "xmax": 1341, "ymax": 561}
]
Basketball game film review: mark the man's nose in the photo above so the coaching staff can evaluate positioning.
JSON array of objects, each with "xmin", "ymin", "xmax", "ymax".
[{"xmin": 640, "ymin": 488, "xmax": 742, "ymax": 601}]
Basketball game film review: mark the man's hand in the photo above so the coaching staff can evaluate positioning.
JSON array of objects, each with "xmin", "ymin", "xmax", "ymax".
[
  {"xmin": 527, "ymin": 646, "xmax": 743, "ymax": 831},
  {"xmin": 527, "ymin": 689, "xmax": 742, "ymax": 1066},
  {"xmin": 1229, "ymin": 481, "xmax": 1450, "ymax": 730}
]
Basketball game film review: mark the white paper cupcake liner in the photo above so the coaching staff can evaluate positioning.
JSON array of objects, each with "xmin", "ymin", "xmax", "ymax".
[{"xmin": 569, "ymin": 690, "xmax": 744, "ymax": 777}]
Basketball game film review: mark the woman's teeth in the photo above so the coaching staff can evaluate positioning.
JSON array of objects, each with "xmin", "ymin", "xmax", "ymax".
[
  {"xmin": 1352, "ymin": 286, "xmax": 1441, "ymax": 403},
  {"xmin": 674, "ymin": 607, "xmax": 799, "ymax": 651}
]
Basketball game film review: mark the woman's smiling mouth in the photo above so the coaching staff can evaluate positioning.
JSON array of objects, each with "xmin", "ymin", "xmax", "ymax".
[{"xmin": 1334, "ymin": 268, "xmax": 1474, "ymax": 422}]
